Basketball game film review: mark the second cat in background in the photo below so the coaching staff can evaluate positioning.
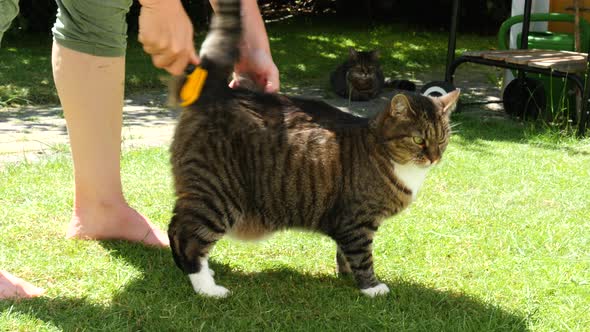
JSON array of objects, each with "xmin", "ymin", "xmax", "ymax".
[{"xmin": 330, "ymin": 48, "xmax": 416, "ymax": 101}]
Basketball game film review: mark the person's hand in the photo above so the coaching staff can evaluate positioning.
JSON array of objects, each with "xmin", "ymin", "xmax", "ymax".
[
  {"xmin": 138, "ymin": 0, "xmax": 199, "ymax": 75},
  {"xmin": 229, "ymin": 48, "xmax": 280, "ymax": 93}
]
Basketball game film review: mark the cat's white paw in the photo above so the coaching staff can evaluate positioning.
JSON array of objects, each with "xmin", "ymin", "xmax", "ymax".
[
  {"xmin": 209, "ymin": 268, "xmax": 215, "ymax": 277},
  {"xmin": 197, "ymin": 284, "xmax": 230, "ymax": 298},
  {"xmin": 188, "ymin": 259, "xmax": 230, "ymax": 298},
  {"xmin": 189, "ymin": 273, "xmax": 231, "ymax": 298},
  {"xmin": 360, "ymin": 283, "xmax": 390, "ymax": 297}
]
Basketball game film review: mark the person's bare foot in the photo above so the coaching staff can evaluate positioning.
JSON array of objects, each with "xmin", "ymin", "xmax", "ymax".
[
  {"xmin": 0, "ymin": 271, "xmax": 45, "ymax": 299},
  {"xmin": 66, "ymin": 201, "xmax": 169, "ymax": 247}
]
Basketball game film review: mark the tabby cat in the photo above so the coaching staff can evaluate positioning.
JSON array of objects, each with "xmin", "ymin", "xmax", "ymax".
[
  {"xmin": 168, "ymin": 0, "xmax": 460, "ymax": 298},
  {"xmin": 330, "ymin": 48, "xmax": 416, "ymax": 101}
]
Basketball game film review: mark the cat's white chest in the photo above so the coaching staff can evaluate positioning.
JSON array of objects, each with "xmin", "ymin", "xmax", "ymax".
[{"xmin": 393, "ymin": 162, "xmax": 430, "ymax": 201}]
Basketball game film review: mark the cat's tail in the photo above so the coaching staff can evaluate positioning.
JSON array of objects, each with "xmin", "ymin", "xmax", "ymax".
[
  {"xmin": 169, "ymin": 0, "xmax": 241, "ymax": 106},
  {"xmin": 384, "ymin": 78, "xmax": 416, "ymax": 92},
  {"xmin": 198, "ymin": 0, "xmax": 241, "ymax": 79}
]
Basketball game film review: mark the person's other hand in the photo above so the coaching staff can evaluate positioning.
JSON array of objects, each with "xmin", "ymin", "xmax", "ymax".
[
  {"xmin": 229, "ymin": 48, "xmax": 280, "ymax": 93},
  {"xmin": 138, "ymin": 0, "xmax": 199, "ymax": 75}
]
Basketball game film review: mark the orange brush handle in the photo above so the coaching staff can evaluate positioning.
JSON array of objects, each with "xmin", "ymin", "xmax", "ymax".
[{"xmin": 180, "ymin": 67, "xmax": 208, "ymax": 107}]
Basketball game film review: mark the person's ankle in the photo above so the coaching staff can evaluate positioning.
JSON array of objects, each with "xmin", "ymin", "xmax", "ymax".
[{"xmin": 73, "ymin": 194, "xmax": 127, "ymax": 213}]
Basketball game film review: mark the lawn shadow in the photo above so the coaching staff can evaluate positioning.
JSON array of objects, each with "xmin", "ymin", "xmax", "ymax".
[
  {"xmin": 449, "ymin": 109, "xmax": 590, "ymax": 156},
  {"xmin": 0, "ymin": 106, "xmax": 68, "ymax": 135},
  {"xmin": 449, "ymin": 108, "xmax": 528, "ymax": 156},
  {"xmin": 2, "ymin": 242, "xmax": 528, "ymax": 331},
  {"xmin": 121, "ymin": 93, "xmax": 180, "ymax": 129}
]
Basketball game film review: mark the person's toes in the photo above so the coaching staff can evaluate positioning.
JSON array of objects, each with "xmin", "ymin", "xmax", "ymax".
[
  {"xmin": 141, "ymin": 225, "xmax": 170, "ymax": 247},
  {"xmin": 0, "ymin": 271, "xmax": 45, "ymax": 299}
]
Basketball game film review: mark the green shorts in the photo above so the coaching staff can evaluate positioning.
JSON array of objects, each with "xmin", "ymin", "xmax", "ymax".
[
  {"xmin": 0, "ymin": 0, "xmax": 19, "ymax": 47},
  {"xmin": 52, "ymin": 0, "xmax": 133, "ymax": 57}
]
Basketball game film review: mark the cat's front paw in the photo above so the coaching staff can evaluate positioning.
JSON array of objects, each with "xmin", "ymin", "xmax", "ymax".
[
  {"xmin": 360, "ymin": 283, "xmax": 390, "ymax": 297},
  {"xmin": 189, "ymin": 270, "xmax": 230, "ymax": 298},
  {"xmin": 196, "ymin": 284, "xmax": 230, "ymax": 298}
]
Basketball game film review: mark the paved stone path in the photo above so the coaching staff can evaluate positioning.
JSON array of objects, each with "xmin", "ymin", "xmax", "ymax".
[
  {"xmin": 0, "ymin": 65, "xmax": 503, "ymax": 165},
  {"xmin": 0, "ymin": 99, "xmax": 178, "ymax": 164}
]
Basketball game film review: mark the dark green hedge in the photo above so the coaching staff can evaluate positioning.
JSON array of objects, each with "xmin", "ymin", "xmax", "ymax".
[{"xmin": 5, "ymin": 0, "xmax": 510, "ymax": 36}]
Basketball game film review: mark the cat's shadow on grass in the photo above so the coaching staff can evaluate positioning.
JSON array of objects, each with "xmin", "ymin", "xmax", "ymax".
[{"xmin": 5, "ymin": 242, "xmax": 529, "ymax": 331}]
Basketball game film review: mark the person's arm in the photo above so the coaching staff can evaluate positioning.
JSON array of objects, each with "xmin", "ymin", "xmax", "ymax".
[
  {"xmin": 138, "ymin": 0, "xmax": 199, "ymax": 75},
  {"xmin": 239, "ymin": 0, "xmax": 271, "ymax": 55}
]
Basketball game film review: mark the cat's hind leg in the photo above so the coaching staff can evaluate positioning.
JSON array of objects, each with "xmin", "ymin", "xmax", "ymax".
[
  {"xmin": 336, "ymin": 246, "xmax": 352, "ymax": 275},
  {"xmin": 168, "ymin": 198, "xmax": 232, "ymax": 298}
]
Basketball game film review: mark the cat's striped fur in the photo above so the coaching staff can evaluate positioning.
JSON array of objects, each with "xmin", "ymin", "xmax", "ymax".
[{"xmin": 168, "ymin": 0, "xmax": 460, "ymax": 298}]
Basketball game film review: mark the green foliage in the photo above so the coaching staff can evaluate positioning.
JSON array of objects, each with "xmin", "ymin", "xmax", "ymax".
[
  {"xmin": 6, "ymin": 0, "xmax": 57, "ymax": 34},
  {"xmin": 0, "ymin": 36, "xmax": 55, "ymax": 106},
  {"xmin": 0, "ymin": 18, "xmax": 494, "ymax": 106}
]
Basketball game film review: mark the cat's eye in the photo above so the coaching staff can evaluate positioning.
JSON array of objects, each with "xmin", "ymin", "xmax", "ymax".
[{"xmin": 413, "ymin": 136, "xmax": 425, "ymax": 145}]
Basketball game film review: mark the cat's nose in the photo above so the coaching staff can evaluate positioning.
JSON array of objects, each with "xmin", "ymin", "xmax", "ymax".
[{"xmin": 424, "ymin": 154, "xmax": 440, "ymax": 166}]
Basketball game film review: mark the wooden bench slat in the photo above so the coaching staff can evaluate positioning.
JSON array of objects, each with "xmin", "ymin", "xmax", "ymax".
[
  {"xmin": 460, "ymin": 49, "xmax": 588, "ymax": 73},
  {"xmin": 529, "ymin": 57, "xmax": 588, "ymax": 72}
]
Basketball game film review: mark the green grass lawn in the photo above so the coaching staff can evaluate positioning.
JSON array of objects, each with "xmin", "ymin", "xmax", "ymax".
[
  {"xmin": 0, "ymin": 18, "xmax": 495, "ymax": 106},
  {"xmin": 1, "ymin": 111, "xmax": 589, "ymax": 331}
]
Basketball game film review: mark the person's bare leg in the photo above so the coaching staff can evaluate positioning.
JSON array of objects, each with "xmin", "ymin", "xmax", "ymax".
[
  {"xmin": 0, "ymin": 270, "xmax": 44, "ymax": 299},
  {"xmin": 51, "ymin": 42, "xmax": 168, "ymax": 247}
]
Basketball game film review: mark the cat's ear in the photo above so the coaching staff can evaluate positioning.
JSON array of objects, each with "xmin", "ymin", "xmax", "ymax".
[
  {"xmin": 437, "ymin": 89, "xmax": 461, "ymax": 116},
  {"xmin": 390, "ymin": 94, "xmax": 414, "ymax": 117},
  {"xmin": 349, "ymin": 47, "xmax": 359, "ymax": 60}
]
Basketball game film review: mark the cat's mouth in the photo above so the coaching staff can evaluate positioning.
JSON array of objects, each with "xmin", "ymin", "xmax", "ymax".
[
  {"xmin": 415, "ymin": 163, "xmax": 432, "ymax": 169},
  {"xmin": 412, "ymin": 159, "xmax": 436, "ymax": 169}
]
